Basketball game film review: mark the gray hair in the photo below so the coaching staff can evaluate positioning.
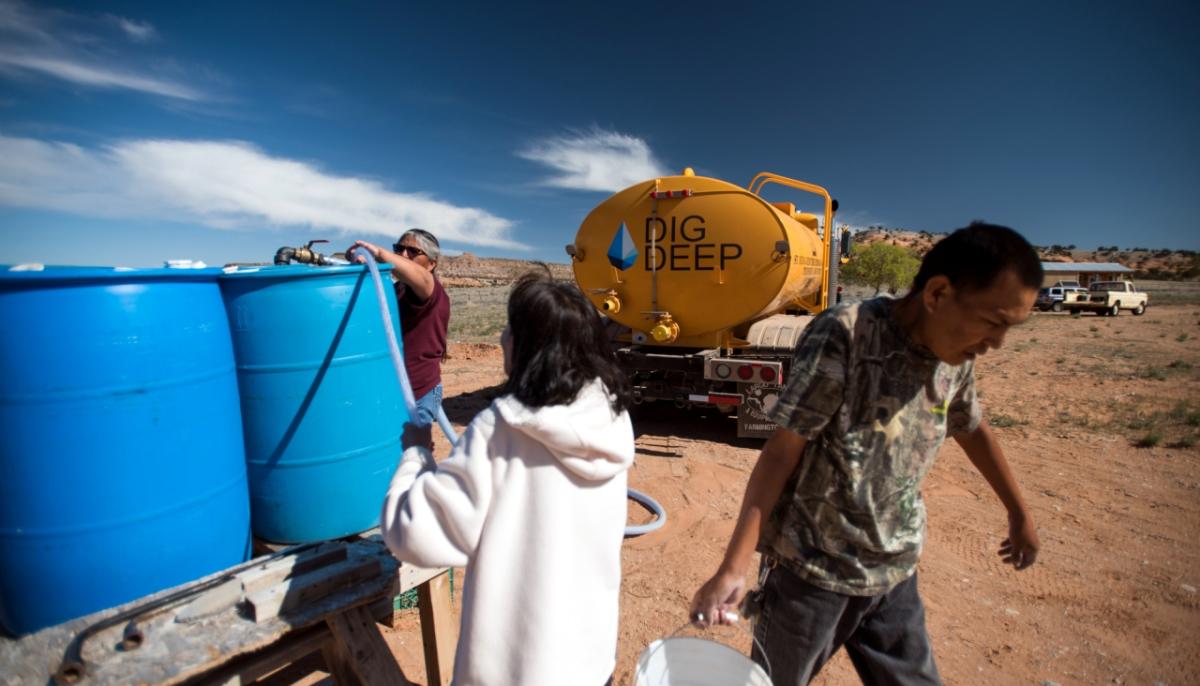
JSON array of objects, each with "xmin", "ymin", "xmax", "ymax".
[{"xmin": 398, "ymin": 228, "xmax": 441, "ymax": 263}]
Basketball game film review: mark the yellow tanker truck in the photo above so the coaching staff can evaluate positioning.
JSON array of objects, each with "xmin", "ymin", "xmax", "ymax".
[{"xmin": 567, "ymin": 168, "xmax": 849, "ymax": 438}]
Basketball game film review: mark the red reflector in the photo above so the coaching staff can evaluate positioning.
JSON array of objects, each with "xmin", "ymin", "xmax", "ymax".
[
  {"xmin": 688, "ymin": 393, "xmax": 742, "ymax": 406},
  {"xmin": 736, "ymin": 365, "xmax": 754, "ymax": 380},
  {"xmin": 759, "ymin": 367, "xmax": 777, "ymax": 382},
  {"xmin": 650, "ymin": 189, "xmax": 693, "ymax": 199}
]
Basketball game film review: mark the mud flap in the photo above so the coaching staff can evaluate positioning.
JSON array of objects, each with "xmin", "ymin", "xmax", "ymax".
[{"xmin": 737, "ymin": 383, "xmax": 784, "ymax": 438}]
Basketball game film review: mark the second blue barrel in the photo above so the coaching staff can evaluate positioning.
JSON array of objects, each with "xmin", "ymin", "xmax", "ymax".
[{"xmin": 218, "ymin": 265, "xmax": 407, "ymax": 543}]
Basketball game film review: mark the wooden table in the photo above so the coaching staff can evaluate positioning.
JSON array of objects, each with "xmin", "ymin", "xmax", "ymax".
[{"xmin": 0, "ymin": 535, "xmax": 457, "ymax": 686}]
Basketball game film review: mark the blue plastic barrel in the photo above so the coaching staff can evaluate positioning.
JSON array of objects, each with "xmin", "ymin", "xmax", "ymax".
[
  {"xmin": 0, "ymin": 266, "xmax": 251, "ymax": 636},
  {"xmin": 218, "ymin": 265, "xmax": 407, "ymax": 543}
]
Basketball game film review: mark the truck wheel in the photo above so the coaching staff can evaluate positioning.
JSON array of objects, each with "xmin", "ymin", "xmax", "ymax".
[
  {"xmin": 1109, "ymin": 302, "xmax": 1120, "ymax": 317},
  {"xmin": 1133, "ymin": 303, "xmax": 1145, "ymax": 316},
  {"xmin": 1052, "ymin": 301, "xmax": 1063, "ymax": 313}
]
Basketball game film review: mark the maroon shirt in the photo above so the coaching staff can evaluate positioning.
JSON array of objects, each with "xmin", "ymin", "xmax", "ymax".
[{"xmin": 395, "ymin": 275, "xmax": 450, "ymax": 398}]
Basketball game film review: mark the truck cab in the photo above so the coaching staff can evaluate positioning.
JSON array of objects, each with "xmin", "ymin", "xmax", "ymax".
[{"xmin": 1070, "ymin": 280, "xmax": 1148, "ymax": 316}]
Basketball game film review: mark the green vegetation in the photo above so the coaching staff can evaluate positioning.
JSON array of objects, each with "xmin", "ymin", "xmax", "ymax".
[
  {"xmin": 839, "ymin": 243, "xmax": 920, "ymax": 295},
  {"xmin": 1137, "ymin": 366, "xmax": 1167, "ymax": 381},
  {"xmin": 446, "ymin": 286, "xmax": 510, "ymax": 343},
  {"xmin": 989, "ymin": 413, "xmax": 1028, "ymax": 428},
  {"xmin": 1057, "ymin": 411, "xmax": 1098, "ymax": 430},
  {"xmin": 1135, "ymin": 431, "xmax": 1163, "ymax": 448},
  {"xmin": 1168, "ymin": 401, "xmax": 1200, "ymax": 427}
]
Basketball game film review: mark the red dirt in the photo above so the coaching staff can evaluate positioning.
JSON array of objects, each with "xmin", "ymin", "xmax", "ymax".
[{"xmin": 357, "ymin": 305, "xmax": 1200, "ymax": 685}]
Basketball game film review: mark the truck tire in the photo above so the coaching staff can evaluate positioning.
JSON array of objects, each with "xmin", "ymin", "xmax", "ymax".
[
  {"xmin": 1110, "ymin": 302, "xmax": 1120, "ymax": 316},
  {"xmin": 1133, "ymin": 303, "xmax": 1145, "ymax": 316},
  {"xmin": 1052, "ymin": 301, "xmax": 1063, "ymax": 313}
]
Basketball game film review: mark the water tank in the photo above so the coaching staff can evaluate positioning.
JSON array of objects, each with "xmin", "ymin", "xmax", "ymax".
[
  {"xmin": 0, "ymin": 266, "xmax": 251, "ymax": 636},
  {"xmin": 218, "ymin": 265, "xmax": 407, "ymax": 543},
  {"xmin": 571, "ymin": 172, "xmax": 826, "ymax": 348}
]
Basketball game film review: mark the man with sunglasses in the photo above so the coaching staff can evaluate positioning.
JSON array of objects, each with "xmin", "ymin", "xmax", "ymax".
[{"xmin": 349, "ymin": 229, "xmax": 450, "ymax": 450}]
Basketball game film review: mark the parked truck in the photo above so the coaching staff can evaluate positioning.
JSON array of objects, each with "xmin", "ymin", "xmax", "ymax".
[
  {"xmin": 566, "ymin": 168, "xmax": 846, "ymax": 438},
  {"xmin": 1068, "ymin": 280, "xmax": 1148, "ymax": 316}
]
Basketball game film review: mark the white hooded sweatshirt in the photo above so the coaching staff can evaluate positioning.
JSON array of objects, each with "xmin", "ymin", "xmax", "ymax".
[{"xmin": 380, "ymin": 379, "xmax": 634, "ymax": 686}]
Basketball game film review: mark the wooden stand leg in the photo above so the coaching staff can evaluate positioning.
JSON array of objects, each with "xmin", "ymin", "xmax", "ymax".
[
  {"xmin": 325, "ymin": 605, "xmax": 411, "ymax": 685},
  {"xmin": 417, "ymin": 571, "xmax": 456, "ymax": 686},
  {"xmin": 322, "ymin": 638, "xmax": 363, "ymax": 686}
]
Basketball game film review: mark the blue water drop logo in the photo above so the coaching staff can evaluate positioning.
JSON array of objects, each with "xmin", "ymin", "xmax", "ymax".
[{"xmin": 607, "ymin": 222, "xmax": 638, "ymax": 271}]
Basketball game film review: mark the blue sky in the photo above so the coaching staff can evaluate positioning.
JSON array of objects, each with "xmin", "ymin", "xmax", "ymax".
[{"xmin": 1, "ymin": 0, "xmax": 1197, "ymax": 268}]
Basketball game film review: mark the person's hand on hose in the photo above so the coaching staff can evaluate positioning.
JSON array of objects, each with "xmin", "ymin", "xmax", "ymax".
[{"xmin": 346, "ymin": 239, "xmax": 383, "ymax": 263}]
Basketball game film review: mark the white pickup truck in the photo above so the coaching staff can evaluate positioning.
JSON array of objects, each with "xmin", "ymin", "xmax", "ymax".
[{"xmin": 1066, "ymin": 280, "xmax": 1148, "ymax": 316}]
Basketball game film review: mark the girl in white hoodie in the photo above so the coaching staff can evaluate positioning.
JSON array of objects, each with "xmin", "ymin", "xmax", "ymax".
[{"xmin": 380, "ymin": 272, "xmax": 635, "ymax": 686}]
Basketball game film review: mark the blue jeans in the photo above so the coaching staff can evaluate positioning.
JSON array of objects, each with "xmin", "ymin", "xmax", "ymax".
[
  {"xmin": 413, "ymin": 384, "xmax": 442, "ymax": 428},
  {"xmin": 403, "ymin": 384, "xmax": 442, "ymax": 450},
  {"xmin": 751, "ymin": 563, "xmax": 941, "ymax": 685}
]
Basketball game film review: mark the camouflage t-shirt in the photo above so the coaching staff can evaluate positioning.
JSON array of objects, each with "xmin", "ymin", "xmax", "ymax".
[{"xmin": 761, "ymin": 296, "xmax": 982, "ymax": 596}]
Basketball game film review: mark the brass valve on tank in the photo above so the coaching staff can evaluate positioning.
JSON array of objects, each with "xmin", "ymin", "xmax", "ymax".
[
  {"xmin": 598, "ymin": 290, "xmax": 621, "ymax": 314},
  {"xmin": 649, "ymin": 314, "xmax": 680, "ymax": 344}
]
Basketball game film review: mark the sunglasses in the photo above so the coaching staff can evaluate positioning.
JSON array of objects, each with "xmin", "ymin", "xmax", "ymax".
[{"xmin": 393, "ymin": 244, "xmax": 427, "ymax": 259}]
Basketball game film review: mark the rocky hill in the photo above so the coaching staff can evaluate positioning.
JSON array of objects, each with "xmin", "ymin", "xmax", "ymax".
[
  {"xmin": 438, "ymin": 252, "xmax": 572, "ymax": 286},
  {"xmin": 854, "ymin": 228, "xmax": 1199, "ymax": 280}
]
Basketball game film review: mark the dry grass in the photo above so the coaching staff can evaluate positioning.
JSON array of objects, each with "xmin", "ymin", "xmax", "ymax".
[{"xmin": 446, "ymin": 285, "xmax": 510, "ymax": 343}]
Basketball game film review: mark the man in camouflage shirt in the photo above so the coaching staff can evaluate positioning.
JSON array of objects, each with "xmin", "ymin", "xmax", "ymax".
[{"xmin": 692, "ymin": 224, "xmax": 1042, "ymax": 685}]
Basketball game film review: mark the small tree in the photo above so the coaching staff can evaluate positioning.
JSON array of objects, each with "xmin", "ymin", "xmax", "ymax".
[{"xmin": 840, "ymin": 243, "xmax": 921, "ymax": 295}]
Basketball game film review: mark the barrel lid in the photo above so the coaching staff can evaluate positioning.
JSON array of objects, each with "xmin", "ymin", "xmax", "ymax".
[
  {"xmin": 0, "ymin": 264, "xmax": 224, "ymax": 283},
  {"xmin": 218, "ymin": 264, "xmax": 392, "ymax": 280}
]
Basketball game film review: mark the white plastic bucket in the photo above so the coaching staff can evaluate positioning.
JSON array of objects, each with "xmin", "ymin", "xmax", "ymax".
[{"xmin": 634, "ymin": 623, "xmax": 772, "ymax": 686}]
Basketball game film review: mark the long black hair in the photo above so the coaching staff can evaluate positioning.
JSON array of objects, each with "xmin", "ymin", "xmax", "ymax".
[{"xmin": 503, "ymin": 272, "xmax": 631, "ymax": 414}]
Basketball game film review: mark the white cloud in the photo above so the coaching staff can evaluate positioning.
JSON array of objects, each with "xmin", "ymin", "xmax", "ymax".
[
  {"xmin": 110, "ymin": 16, "xmax": 156, "ymax": 42},
  {"xmin": 0, "ymin": 0, "xmax": 202, "ymax": 100},
  {"xmin": 0, "ymin": 52, "xmax": 203, "ymax": 100},
  {"xmin": 0, "ymin": 135, "xmax": 527, "ymax": 250},
  {"xmin": 518, "ymin": 128, "xmax": 669, "ymax": 192}
]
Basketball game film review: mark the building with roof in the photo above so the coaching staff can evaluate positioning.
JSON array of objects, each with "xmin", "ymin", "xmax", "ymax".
[{"xmin": 1040, "ymin": 262, "xmax": 1133, "ymax": 287}]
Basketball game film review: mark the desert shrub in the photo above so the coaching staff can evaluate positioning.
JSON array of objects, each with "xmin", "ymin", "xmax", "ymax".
[
  {"xmin": 1135, "ymin": 431, "xmax": 1163, "ymax": 448},
  {"xmin": 989, "ymin": 414, "xmax": 1026, "ymax": 428},
  {"xmin": 1137, "ymin": 366, "xmax": 1167, "ymax": 381}
]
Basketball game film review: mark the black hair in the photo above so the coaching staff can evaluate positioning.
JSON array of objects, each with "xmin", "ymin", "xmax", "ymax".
[
  {"xmin": 503, "ymin": 272, "xmax": 631, "ymax": 414},
  {"xmin": 910, "ymin": 222, "xmax": 1043, "ymax": 294}
]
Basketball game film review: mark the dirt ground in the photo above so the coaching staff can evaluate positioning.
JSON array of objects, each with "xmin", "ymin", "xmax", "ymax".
[{"xmin": 351, "ymin": 303, "xmax": 1200, "ymax": 685}]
